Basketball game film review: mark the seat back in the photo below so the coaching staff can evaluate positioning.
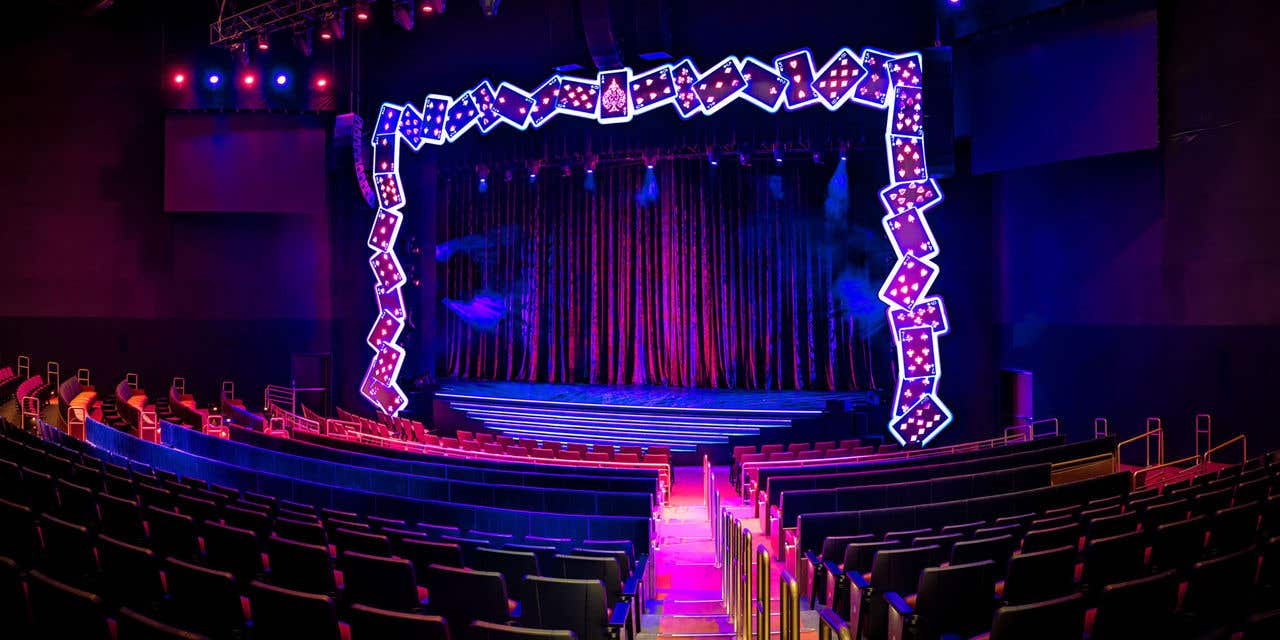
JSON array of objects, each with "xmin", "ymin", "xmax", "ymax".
[
  {"xmin": 1209, "ymin": 502, "xmax": 1261, "ymax": 555},
  {"xmin": 863, "ymin": 545, "xmax": 941, "ymax": 640},
  {"xmin": 38, "ymin": 512, "xmax": 97, "ymax": 584},
  {"xmin": 1182, "ymin": 546, "xmax": 1259, "ymax": 624},
  {"xmin": 25, "ymin": 569, "xmax": 111, "ymax": 640},
  {"xmin": 145, "ymin": 505, "xmax": 200, "ymax": 560},
  {"xmin": 820, "ymin": 534, "xmax": 876, "ymax": 564},
  {"xmin": 842, "ymin": 539, "xmax": 903, "ymax": 574},
  {"xmin": 116, "ymin": 607, "xmax": 211, "ymax": 640},
  {"xmin": 1085, "ymin": 511, "xmax": 1138, "ymax": 540},
  {"xmin": 336, "ymin": 527, "xmax": 394, "ymax": 557},
  {"xmin": 347, "ymin": 604, "xmax": 450, "ymax": 640},
  {"xmin": 163, "ymin": 557, "xmax": 244, "ymax": 637},
  {"xmin": 520, "ymin": 576, "xmax": 611, "ymax": 640},
  {"xmin": 1002, "ymin": 545, "xmax": 1076, "ymax": 605},
  {"xmin": 950, "ymin": 535, "xmax": 1016, "ymax": 568},
  {"xmin": 0, "ymin": 556, "xmax": 30, "ymax": 637},
  {"xmin": 248, "ymin": 580, "xmax": 341, "ymax": 640},
  {"xmin": 913, "ymin": 560, "xmax": 997, "ymax": 640},
  {"xmin": 473, "ymin": 547, "xmax": 541, "ymax": 596},
  {"xmin": 1151, "ymin": 514, "xmax": 1208, "ymax": 575},
  {"xmin": 0, "ymin": 497, "xmax": 38, "ymax": 564},
  {"xmin": 989, "ymin": 593, "xmax": 1084, "ymax": 640},
  {"xmin": 472, "ymin": 621, "xmax": 574, "ymax": 640},
  {"xmin": 556, "ymin": 554, "xmax": 622, "ymax": 603},
  {"xmin": 98, "ymin": 492, "xmax": 147, "ymax": 544},
  {"xmin": 201, "ymin": 521, "xmax": 262, "ymax": 585},
  {"xmin": 266, "ymin": 534, "xmax": 336, "ymax": 593},
  {"xmin": 342, "ymin": 551, "xmax": 421, "ymax": 612},
  {"xmin": 274, "ymin": 516, "xmax": 328, "ymax": 546},
  {"xmin": 1082, "ymin": 531, "xmax": 1145, "ymax": 592},
  {"xmin": 1090, "ymin": 570, "xmax": 1179, "ymax": 640},
  {"xmin": 1021, "ymin": 522, "xmax": 1081, "ymax": 553},
  {"xmin": 571, "ymin": 547, "xmax": 632, "ymax": 581},
  {"xmin": 96, "ymin": 533, "xmax": 164, "ymax": 609},
  {"xmin": 424, "ymin": 564, "xmax": 511, "ymax": 639}
]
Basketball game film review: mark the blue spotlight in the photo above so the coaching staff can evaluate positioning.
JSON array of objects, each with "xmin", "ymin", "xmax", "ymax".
[
  {"xmin": 275, "ymin": 73, "xmax": 289, "ymax": 87},
  {"xmin": 824, "ymin": 156, "xmax": 849, "ymax": 221},
  {"xmin": 478, "ymin": 177, "xmax": 488, "ymax": 193},
  {"xmin": 636, "ymin": 164, "xmax": 658, "ymax": 206},
  {"xmin": 207, "ymin": 73, "xmax": 222, "ymax": 86},
  {"xmin": 584, "ymin": 168, "xmax": 596, "ymax": 192}
]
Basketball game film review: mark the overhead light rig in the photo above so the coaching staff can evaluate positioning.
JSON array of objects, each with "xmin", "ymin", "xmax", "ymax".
[{"xmin": 210, "ymin": 0, "xmax": 343, "ymax": 49}]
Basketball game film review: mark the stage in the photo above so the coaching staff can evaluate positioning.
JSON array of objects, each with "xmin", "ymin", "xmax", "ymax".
[{"xmin": 434, "ymin": 381, "xmax": 877, "ymax": 454}]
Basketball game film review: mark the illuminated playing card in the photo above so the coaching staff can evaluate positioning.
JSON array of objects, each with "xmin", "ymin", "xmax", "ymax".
[
  {"xmin": 420, "ymin": 95, "xmax": 450, "ymax": 145},
  {"xmin": 369, "ymin": 250, "xmax": 405, "ymax": 293},
  {"xmin": 889, "ymin": 296, "xmax": 949, "ymax": 336},
  {"xmin": 367, "ymin": 309, "xmax": 404, "ymax": 349},
  {"xmin": 889, "ymin": 135, "xmax": 927, "ymax": 183},
  {"xmin": 739, "ymin": 56, "xmax": 787, "ymax": 112},
  {"xmin": 852, "ymin": 48, "xmax": 893, "ymax": 108},
  {"xmin": 367, "ymin": 208, "xmax": 402, "ymax": 253},
  {"xmin": 374, "ymin": 173, "xmax": 404, "ymax": 210},
  {"xmin": 692, "ymin": 57, "xmax": 747, "ymax": 115},
  {"xmin": 360, "ymin": 375, "xmax": 407, "ymax": 415},
  {"xmin": 492, "ymin": 82, "xmax": 534, "ymax": 129},
  {"xmin": 883, "ymin": 207, "xmax": 938, "ymax": 260},
  {"xmin": 528, "ymin": 76, "xmax": 561, "ymax": 127},
  {"xmin": 879, "ymin": 179, "xmax": 942, "ymax": 216},
  {"xmin": 377, "ymin": 286, "xmax": 405, "ymax": 318},
  {"xmin": 629, "ymin": 65, "xmax": 675, "ymax": 114},
  {"xmin": 372, "ymin": 134, "xmax": 399, "ymax": 175},
  {"xmin": 366, "ymin": 342, "xmax": 404, "ymax": 386},
  {"xmin": 471, "ymin": 81, "xmax": 500, "ymax": 133},
  {"xmin": 879, "ymin": 254, "xmax": 938, "ymax": 310},
  {"xmin": 397, "ymin": 103, "xmax": 425, "ymax": 150},
  {"xmin": 892, "ymin": 376, "xmax": 936, "ymax": 418},
  {"xmin": 773, "ymin": 49, "xmax": 819, "ymax": 110},
  {"xmin": 889, "ymin": 393, "xmax": 952, "ymax": 446},
  {"xmin": 671, "ymin": 58, "xmax": 703, "ymax": 118},
  {"xmin": 890, "ymin": 53, "xmax": 923, "ymax": 88},
  {"xmin": 598, "ymin": 68, "xmax": 632, "ymax": 124},
  {"xmin": 375, "ymin": 103, "xmax": 403, "ymax": 135},
  {"xmin": 898, "ymin": 326, "xmax": 939, "ymax": 379},
  {"xmin": 556, "ymin": 77, "xmax": 600, "ymax": 119},
  {"xmin": 444, "ymin": 92, "xmax": 480, "ymax": 140},
  {"xmin": 892, "ymin": 86, "xmax": 923, "ymax": 136},
  {"xmin": 811, "ymin": 47, "xmax": 865, "ymax": 110}
]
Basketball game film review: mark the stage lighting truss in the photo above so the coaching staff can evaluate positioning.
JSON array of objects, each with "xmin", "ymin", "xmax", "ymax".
[{"xmin": 362, "ymin": 47, "xmax": 953, "ymax": 448}]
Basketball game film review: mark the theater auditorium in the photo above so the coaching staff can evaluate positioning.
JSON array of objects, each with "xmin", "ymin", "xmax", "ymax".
[{"xmin": 1, "ymin": 0, "xmax": 1278, "ymax": 638}]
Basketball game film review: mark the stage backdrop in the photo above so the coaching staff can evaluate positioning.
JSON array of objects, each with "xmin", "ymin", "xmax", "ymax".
[{"xmin": 436, "ymin": 158, "xmax": 893, "ymax": 391}]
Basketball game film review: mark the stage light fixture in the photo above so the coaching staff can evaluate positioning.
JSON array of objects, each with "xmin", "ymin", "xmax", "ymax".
[
  {"xmin": 354, "ymin": 1, "xmax": 371, "ymax": 22},
  {"xmin": 528, "ymin": 160, "xmax": 541, "ymax": 183},
  {"xmin": 738, "ymin": 150, "xmax": 751, "ymax": 167},
  {"xmin": 275, "ymin": 73, "xmax": 289, "ymax": 86},
  {"xmin": 293, "ymin": 25, "xmax": 313, "ymax": 57},
  {"xmin": 773, "ymin": 144, "xmax": 783, "ymax": 164},
  {"xmin": 812, "ymin": 152, "xmax": 824, "ymax": 165},
  {"xmin": 242, "ymin": 73, "xmax": 256, "ymax": 87},
  {"xmin": 256, "ymin": 32, "xmax": 269, "ymax": 51},
  {"xmin": 707, "ymin": 148, "xmax": 718, "ymax": 166},
  {"xmin": 315, "ymin": 76, "xmax": 329, "ymax": 89},
  {"xmin": 479, "ymin": 0, "xmax": 500, "ymax": 18},
  {"xmin": 420, "ymin": 0, "xmax": 445, "ymax": 15},
  {"xmin": 319, "ymin": 11, "xmax": 344, "ymax": 41},
  {"xmin": 172, "ymin": 73, "xmax": 186, "ymax": 86},
  {"xmin": 392, "ymin": 0, "xmax": 414, "ymax": 30},
  {"xmin": 207, "ymin": 73, "xmax": 222, "ymax": 86}
]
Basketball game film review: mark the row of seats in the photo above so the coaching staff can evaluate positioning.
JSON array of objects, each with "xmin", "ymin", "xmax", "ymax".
[
  {"xmin": 456, "ymin": 431, "xmax": 672, "ymax": 465},
  {"xmin": 0, "ymin": 365, "xmax": 17, "ymax": 388},
  {"xmin": 0, "ymin": 419, "xmax": 638, "ymax": 640},
  {"xmin": 335, "ymin": 405, "xmax": 429, "ymax": 444},
  {"xmin": 809, "ymin": 455, "xmax": 1280, "ymax": 639}
]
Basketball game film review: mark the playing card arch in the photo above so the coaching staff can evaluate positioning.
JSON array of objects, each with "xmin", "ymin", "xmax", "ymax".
[{"xmin": 361, "ymin": 47, "xmax": 952, "ymax": 448}]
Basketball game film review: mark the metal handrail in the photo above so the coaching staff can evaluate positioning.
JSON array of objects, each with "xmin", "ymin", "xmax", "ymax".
[
  {"xmin": 1115, "ymin": 428, "xmax": 1163, "ymax": 468},
  {"xmin": 779, "ymin": 571, "xmax": 800, "ymax": 640},
  {"xmin": 1094, "ymin": 418, "xmax": 1109, "ymax": 438},
  {"xmin": 1002, "ymin": 417, "xmax": 1060, "ymax": 441},
  {"xmin": 818, "ymin": 608, "xmax": 853, "ymax": 640},
  {"xmin": 1133, "ymin": 454, "xmax": 1202, "ymax": 486},
  {"xmin": 1195, "ymin": 414, "xmax": 1213, "ymax": 457},
  {"xmin": 756, "ymin": 544, "xmax": 771, "ymax": 640},
  {"xmin": 738, "ymin": 525, "xmax": 752, "ymax": 640},
  {"xmin": 1204, "ymin": 434, "xmax": 1246, "ymax": 465},
  {"xmin": 1049, "ymin": 451, "xmax": 1116, "ymax": 472}
]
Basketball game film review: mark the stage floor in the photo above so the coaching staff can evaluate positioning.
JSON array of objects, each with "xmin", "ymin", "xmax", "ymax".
[{"xmin": 438, "ymin": 380, "xmax": 874, "ymax": 412}]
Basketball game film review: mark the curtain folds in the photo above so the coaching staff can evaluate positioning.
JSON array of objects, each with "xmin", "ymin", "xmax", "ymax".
[{"xmin": 439, "ymin": 159, "xmax": 882, "ymax": 391}]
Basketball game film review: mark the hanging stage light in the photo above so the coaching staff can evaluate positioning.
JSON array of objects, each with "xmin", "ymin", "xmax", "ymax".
[
  {"xmin": 707, "ymin": 147, "xmax": 719, "ymax": 166},
  {"xmin": 319, "ymin": 11, "xmax": 344, "ymax": 41},
  {"xmin": 773, "ymin": 144, "xmax": 784, "ymax": 165},
  {"xmin": 354, "ymin": 1, "xmax": 372, "ymax": 22},
  {"xmin": 392, "ymin": 0, "xmax": 415, "ymax": 30},
  {"xmin": 420, "ymin": 0, "xmax": 446, "ymax": 15},
  {"xmin": 255, "ymin": 32, "xmax": 270, "ymax": 51},
  {"xmin": 478, "ymin": 0, "xmax": 500, "ymax": 19}
]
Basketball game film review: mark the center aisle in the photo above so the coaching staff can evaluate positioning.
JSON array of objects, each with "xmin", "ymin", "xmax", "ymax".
[{"xmin": 644, "ymin": 465, "xmax": 817, "ymax": 640}]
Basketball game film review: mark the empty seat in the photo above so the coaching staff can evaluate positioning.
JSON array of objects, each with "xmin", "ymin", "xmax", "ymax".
[
  {"xmin": 38, "ymin": 512, "xmax": 97, "ymax": 586},
  {"xmin": 1021, "ymin": 523, "xmax": 1081, "ymax": 553},
  {"xmin": 55, "ymin": 478, "xmax": 97, "ymax": 525},
  {"xmin": 886, "ymin": 560, "xmax": 997, "ymax": 640},
  {"xmin": 163, "ymin": 557, "xmax": 244, "ymax": 638},
  {"xmin": 116, "ymin": 607, "xmax": 211, "ymax": 640},
  {"xmin": 22, "ymin": 469, "xmax": 58, "ymax": 514},
  {"xmin": 472, "ymin": 621, "xmax": 573, "ymax": 640},
  {"xmin": 1150, "ymin": 514, "xmax": 1208, "ymax": 575},
  {"xmin": 398, "ymin": 538, "xmax": 465, "ymax": 579},
  {"xmin": 1001, "ymin": 545, "xmax": 1076, "ymax": 606},
  {"xmin": 96, "ymin": 533, "xmax": 165, "ymax": 610},
  {"xmin": 950, "ymin": 535, "xmax": 1016, "ymax": 568},
  {"xmin": 987, "ymin": 592, "xmax": 1084, "ymax": 640},
  {"xmin": 1084, "ymin": 511, "xmax": 1138, "ymax": 540},
  {"xmin": 974, "ymin": 524, "xmax": 1023, "ymax": 540},
  {"xmin": 201, "ymin": 521, "xmax": 263, "ymax": 585},
  {"xmin": 1209, "ymin": 501, "xmax": 1261, "ymax": 555},
  {"xmin": 556, "ymin": 554, "xmax": 629, "ymax": 610},
  {"xmin": 1089, "ymin": 570, "xmax": 1179, "ymax": 640},
  {"xmin": 1182, "ymin": 546, "xmax": 1259, "ymax": 631},
  {"xmin": 0, "ymin": 556, "xmax": 30, "ymax": 637},
  {"xmin": 912, "ymin": 533, "xmax": 964, "ymax": 557},
  {"xmin": 266, "ymin": 534, "xmax": 337, "ymax": 594},
  {"xmin": 174, "ymin": 494, "xmax": 219, "ymax": 525},
  {"xmin": 507, "ymin": 543, "xmax": 561, "ymax": 576},
  {"xmin": 849, "ymin": 545, "xmax": 939, "ymax": 638},
  {"xmin": 274, "ymin": 516, "xmax": 328, "ymax": 546},
  {"xmin": 342, "ymin": 551, "xmax": 422, "ymax": 612},
  {"xmin": 97, "ymin": 492, "xmax": 147, "ymax": 544},
  {"xmin": 0, "ymin": 498, "xmax": 39, "ymax": 565},
  {"xmin": 521, "ymin": 576, "xmax": 625, "ymax": 640},
  {"xmin": 1142, "ymin": 499, "xmax": 1189, "ymax": 537},
  {"xmin": 367, "ymin": 515, "xmax": 409, "ymax": 532},
  {"xmin": 25, "ymin": 569, "xmax": 111, "ymax": 640},
  {"xmin": 423, "ymin": 564, "xmax": 513, "ymax": 639},
  {"xmin": 145, "ymin": 505, "xmax": 200, "ymax": 561},
  {"xmin": 884, "ymin": 528, "xmax": 933, "ymax": 544},
  {"xmin": 442, "ymin": 535, "xmax": 492, "ymax": 565},
  {"xmin": 473, "ymin": 547, "xmax": 541, "ymax": 596},
  {"xmin": 1029, "ymin": 514, "xmax": 1075, "ymax": 531},
  {"xmin": 223, "ymin": 504, "xmax": 272, "ymax": 541},
  {"xmin": 248, "ymin": 580, "xmax": 342, "ymax": 640},
  {"xmin": 347, "ymin": 603, "xmax": 450, "ymax": 640},
  {"xmin": 1192, "ymin": 487, "xmax": 1234, "ymax": 516},
  {"xmin": 335, "ymin": 527, "xmax": 394, "ymax": 557},
  {"xmin": 1081, "ymin": 531, "xmax": 1145, "ymax": 594}
]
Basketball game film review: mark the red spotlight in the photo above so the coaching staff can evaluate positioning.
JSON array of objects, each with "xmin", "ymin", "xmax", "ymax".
[
  {"xmin": 172, "ymin": 73, "xmax": 186, "ymax": 86},
  {"xmin": 315, "ymin": 77, "xmax": 329, "ymax": 89},
  {"xmin": 243, "ymin": 74, "xmax": 256, "ymax": 87},
  {"xmin": 420, "ymin": 0, "xmax": 445, "ymax": 15},
  {"xmin": 256, "ymin": 32, "xmax": 269, "ymax": 51},
  {"xmin": 354, "ymin": 1, "xmax": 371, "ymax": 21}
]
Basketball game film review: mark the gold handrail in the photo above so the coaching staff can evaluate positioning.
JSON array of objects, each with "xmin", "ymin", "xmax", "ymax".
[
  {"xmin": 1204, "ymin": 434, "xmax": 1247, "ymax": 465},
  {"xmin": 1133, "ymin": 454, "xmax": 1202, "ymax": 485},
  {"xmin": 1049, "ymin": 451, "xmax": 1116, "ymax": 471},
  {"xmin": 1115, "ymin": 428, "xmax": 1163, "ymax": 467},
  {"xmin": 818, "ymin": 608, "xmax": 853, "ymax": 640},
  {"xmin": 779, "ymin": 571, "xmax": 800, "ymax": 640},
  {"xmin": 739, "ymin": 526, "xmax": 752, "ymax": 640},
  {"xmin": 756, "ymin": 545, "xmax": 771, "ymax": 640}
]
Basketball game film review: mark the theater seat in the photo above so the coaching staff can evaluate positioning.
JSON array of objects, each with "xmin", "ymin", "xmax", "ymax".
[
  {"xmin": 982, "ymin": 592, "xmax": 1084, "ymax": 640},
  {"xmin": 1150, "ymin": 515, "xmax": 1208, "ymax": 576},
  {"xmin": 341, "ymin": 551, "xmax": 422, "ymax": 612},
  {"xmin": 1181, "ymin": 546, "xmax": 1259, "ymax": 632},
  {"xmin": 1208, "ymin": 501, "xmax": 1261, "ymax": 556},
  {"xmin": 38, "ymin": 512, "xmax": 98, "ymax": 587},
  {"xmin": 163, "ymin": 557, "xmax": 244, "ymax": 638},
  {"xmin": 0, "ymin": 556, "xmax": 30, "ymax": 637},
  {"xmin": 887, "ymin": 559, "xmax": 997, "ymax": 640},
  {"xmin": 201, "ymin": 521, "xmax": 263, "ymax": 586},
  {"xmin": 520, "ymin": 576, "xmax": 628, "ymax": 640},
  {"xmin": 335, "ymin": 527, "xmax": 394, "ymax": 558},
  {"xmin": 146, "ymin": 505, "xmax": 201, "ymax": 561},
  {"xmin": 25, "ymin": 569, "xmax": 111, "ymax": 640},
  {"xmin": 472, "ymin": 621, "xmax": 574, "ymax": 640},
  {"xmin": 347, "ymin": 603, "xmax": 450, "ymax": 640},
  {"xmin": 98, "ymin": 492, "xmax": 147, "ymax": 544},
  {"xmin": 267, "ymin": 534, "xmax": 338, "ymax": 594},
  {"xmin": 849, "ymin": 545, "xmax": 939, "ymax": 639},
  {"xmin": 951, "ymin": 535, "xmax": 1016, "ymax": 568},
  {"xmin": 423, "ymin": 564, "xmax": 513, "ymax": 639},
  {"xmin": 1000, "ymin": 546, "xmax": 1075, "ymax": 606},
  {"xmin": 1089, "ymin": 570, "xmax": 1178, "ymax": 640},
  {"xmin": 1081, "ymin": 531, "xmax": 1145, "ymax": 595},
  {"xmin": 248, "ymin": 580, "xmax": 342, "ymax": 640},
  {"xmin": 117, "ymin": 606, "xmax": 211, "ymax": 640},
  {"xmin": 473, "ymin": 547, "xmax": 541, "ymax": 596},
  {"xmin": 96, "ymin": 533, "xmax": 165, "ymax": 610},
  {"xmin": 397, "ymin": 539, "xmax": 465, "ymax": 578}
]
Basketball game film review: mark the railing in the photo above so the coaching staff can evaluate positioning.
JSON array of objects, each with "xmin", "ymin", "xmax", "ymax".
[
  {"xmin": 779, "ymin": 571, "xmax": 801, "ymax": 640},
  {"xmin": 756, "ymin": 544, "xmax": 771, "ymax": 640},
  {"xmin": 1094, "ymin": 417, "xmax": 1109, "ymax": 438},
  {"xmin": 1133, "ymin": 454, "xmax": 1202, "ymax": 487},
  {"xmin": 737, "ymin": 523, "xmax": 752, "ymax": 640},
  {"xmin": 1195, "ymin": 414, "xmax": 1213, "ymax": 458},
  {"xmin": 46, "ymin": 361, "xmax": 60, "ymax": 389},
  {"xmin": 1115, "ymin": 424, "xmax": 1164, "ymax": 468},
  {"xmin": 704, "ymin": 455, "xmax": 712, "ymax": 523},
  {"xmin": 20, "ymin": 395, "xmax": 40, "ymax": 430},
  {"xmin": 77, "ymin": 368, "xmax": 90, "ymax": 386},
  {"xmin": 17, "ymin": 355, "xmax": 30, "ymax": 379},
  {"xmin": 68, "ymin": 405, "xmax": 87, "ymax": 440},
  {"xmin": 126, "ymin": 372, "xmax": 139, "ymax": 390},
  {"xmin": 818, "ymin": 608, "xmax": 853, "ymax": 640},
  {"xmin": 264, "ymin": 384, "xmax": 297, "ymax": 414},
  {"xmin": 1204, "ymin": 434, "xmax": 1246, "ymax": 465},
  {"xmin": 139, "ymin": 409, "xmax": 160, "ymax": 444},
  {"xmin": 739, "ymin": 428, "xmax": 1052, "ymax": 492},
  {"xmin": 1049, "ymin": 451, "xmax": 1117, "ymax": 484},
  {"xmin": 172, "ymin": 377, "xmax": 186, "ymax": 397},
  {"xmin": 1002, "ymin": 417, "xmax": 1060, "ymax": 441}
]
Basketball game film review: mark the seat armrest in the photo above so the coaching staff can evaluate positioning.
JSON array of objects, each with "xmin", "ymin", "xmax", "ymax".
[
  {"xmin": 849, "ymin": 571, "xmax": 870, "ymax": 590},
  {"xmin": 885, "ymin": 592, "xmax": 915, "ymax": 640},
  {"xmin": 623, "ymin": 575, "xmax": 640, "ymax": 599},
  {"xmin": 848, "ymin": 571, "xmax": 873, "ymax": 639},
  {"xmin": 633, "ymin": 554, "xmax": 648, "ymax": 582},
  {"xmin": 609, "ymin": 601, "xmax": 631, "ymax": 640},
  {"xmin": 824, "ymin": 560, "xmax": 846, "ymax": 607}
]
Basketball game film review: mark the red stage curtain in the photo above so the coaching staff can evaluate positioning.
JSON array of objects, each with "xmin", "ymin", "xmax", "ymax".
[{"xmin": 438, "ymin": 159, "xmax": 883, "ymax": 391}]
